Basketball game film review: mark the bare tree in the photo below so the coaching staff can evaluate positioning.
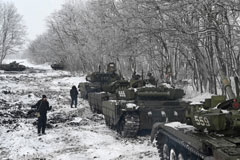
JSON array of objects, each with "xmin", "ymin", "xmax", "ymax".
[{"xmin": 0, "ymin": 2, "xmax": 26, "ymax": 64}]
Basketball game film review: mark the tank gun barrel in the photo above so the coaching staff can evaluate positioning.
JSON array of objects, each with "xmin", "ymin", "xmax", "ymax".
[
  {"xmin": 235, "ymin": 77, "xmax": 239, "ymax": 97},
  {"xmin": 219, "ymin": 70, "xmax": 235, "ymax": 99}
]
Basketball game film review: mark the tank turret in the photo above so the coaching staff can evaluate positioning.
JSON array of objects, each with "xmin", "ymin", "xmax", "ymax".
[{"xmin": 191, "ymin": 108, "xmax": 240, "ymax": 135}]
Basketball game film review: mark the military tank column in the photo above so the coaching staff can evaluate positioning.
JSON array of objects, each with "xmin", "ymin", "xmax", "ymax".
[
  {"xmin": 151, "ymin": 69, "xmax": 240, "ymax": 159},
  {"xmin": 78, "ymin": 63, "xmax": 187, "ymax": 138}
]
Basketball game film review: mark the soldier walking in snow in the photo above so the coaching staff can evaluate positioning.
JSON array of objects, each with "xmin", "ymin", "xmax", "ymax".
[
  {"xmin": 70, "ymin": 85, "xmax": 78, "ymax": 108},
  {"xmin": 33, "ymin": 95, "xmax": 52, "ymax": 136}
]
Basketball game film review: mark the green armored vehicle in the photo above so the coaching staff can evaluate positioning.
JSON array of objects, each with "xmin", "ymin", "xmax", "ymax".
[
  {"xmin": 78, "ymin": 62, "xmax": 121, "ymax": 100},
  {"xmin": 79, "ymin": 62, "xmax": 123, "ymax": 114},
  {"xmin": 151, "ymin": 70, "xmax": 240, "ymax": 159},
  {"xmin": 102, "ymin": 84, "xmax": 187, "ymax": 137},
  {"xmin": 0, "ymin": 61, "xmax": 26, "ymax": 71}
]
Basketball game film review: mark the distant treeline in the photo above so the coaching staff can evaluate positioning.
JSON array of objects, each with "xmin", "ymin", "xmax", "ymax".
[{"xmin": 26, "ymin": 0, "xmax": 240, "ymax": 94}]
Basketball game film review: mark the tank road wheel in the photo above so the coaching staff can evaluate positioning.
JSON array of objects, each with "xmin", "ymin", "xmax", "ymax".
[
  {"xmin": 90, "ymin": 105, "xmax": 96, "ymax": 113},
  {"xmin": 155, "ymin": 133, "xmax": 171, "ymax": 160},
  {"xmin": 89, "ymin": 103, "xmax": 94, "ymax": 112},
  {"xmin": 177, "ymin": 153, "xmax": 184, "ymax": 160},
  {"xmin": 120, "ymin": 126, "xmax": 127, "ymax": 137},
  {"xmin": 104, "ymin": 116, "xmax": 115, "ymax": 129},
  {"xmin": 119, "ymin": 116, "xmax": 127, "ymax": 137},
  {"xmin": 162, "ymin": 143, "xmax": 170, "ymax": 160},
  {"xmin": 169, "ymin": 148, "xmax": 177, "ymax": 160},
  {"xmin": 119, "ymin": 113, "xmax": 140, "ymax": 137},
  {"xmin": 104, "ymin": 116, "xmax": 109, "ymax": 126}
]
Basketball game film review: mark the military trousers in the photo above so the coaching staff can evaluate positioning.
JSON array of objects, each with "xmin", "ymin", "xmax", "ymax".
[{"xmin": 38, "ymin": 115, "xmax": 47, "ymax": 134}]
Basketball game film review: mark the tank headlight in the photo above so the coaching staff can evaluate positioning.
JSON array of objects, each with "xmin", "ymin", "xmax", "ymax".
[
  {"xmin": 148, "ymin": 111, "xmax": 152, "ymax": 117},
  {"xmin": 161, "ymin": 111, "xmax": 166, "ymax": 117},
  {"xmin": 174, "ymin": 111, "xmax": 178, "ymax": 116}
]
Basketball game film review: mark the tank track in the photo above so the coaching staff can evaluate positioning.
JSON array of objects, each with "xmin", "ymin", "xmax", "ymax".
[{"xmin": 120, "ymin": 113, "xmax": 140, "ymax": 137}]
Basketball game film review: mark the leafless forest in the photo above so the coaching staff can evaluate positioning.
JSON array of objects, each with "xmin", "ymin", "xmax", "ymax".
[
  {"xmin": 1, "ymin": 0, "xmax": 240, "ymax": 94},
  {"xmin": 0, "ymin": 3, "xmax": 25, "ymax": 64}
]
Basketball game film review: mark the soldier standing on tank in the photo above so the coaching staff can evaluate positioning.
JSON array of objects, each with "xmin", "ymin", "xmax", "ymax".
[
  {"xmin": 70, "ymin": 85, "xmax": 78, "ymax": 108},
  {"xmin": 33, "ymin": 95, "xmax": 52, "ymax": 136},
  {"xmin": 132, "ymin": 71, "xmax": 141, "ymax": 80},
  {"xmin": 147, "ymin": 72, "xmax": 157, "ymax": 85}
]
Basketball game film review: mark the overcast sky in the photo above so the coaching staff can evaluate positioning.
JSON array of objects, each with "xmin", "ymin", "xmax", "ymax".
[{"xmin": 4, "ymin": 0, "xmax": 66, "ymax": 41}]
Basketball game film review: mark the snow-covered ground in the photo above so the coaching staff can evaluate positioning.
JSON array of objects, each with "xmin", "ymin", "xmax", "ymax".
[{"xmin": 0, "ymin": 59, "xmax": 160, "ymax": 160}]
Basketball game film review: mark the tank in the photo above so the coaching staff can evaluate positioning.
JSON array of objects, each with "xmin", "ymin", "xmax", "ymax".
[
  {"xmin": 78, "ymin": 62, "xmax": 121, "ymax": 99},
  {"xmin": 0, "ymin": 61, "xmax": 26, "ymax": 71},
  {"xmin": 151, "ymin": 70, "xmax": 240, "ymax": 159},
  {"xmin": 51, "ymin": 61, "xmax": 65, "ymax": 70},
  {"xmin": 102, "ymin": 84, "xmax": 187, "ymax": 137}
]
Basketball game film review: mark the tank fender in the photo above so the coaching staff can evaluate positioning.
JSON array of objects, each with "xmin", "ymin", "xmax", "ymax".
[{"xmin": 150, "ymin": 122, "xmax": 164, "ymax": 142}]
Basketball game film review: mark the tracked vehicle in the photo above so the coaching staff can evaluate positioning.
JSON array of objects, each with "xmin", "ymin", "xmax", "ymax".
[
  {"xmin": 78, "ymin": 62, "xmax": 122, "ymax": 100},
  {"xmin": 102, "ymin": 84, "xmax": 187, "ymax": 137},
  {"xmin": 51, "ymin": 62, "xmax": 65, "ymax": 70},
  {"xmin": 0, "ymin": 61, "xmax": 26, "ymax": 71},
  {"xmin": 79, "ymin": 63, "xmax": 123, "ymax": 114},
  {"xmin": 151, "ymin": 70, "xmax": 240, "ymax": 159}
]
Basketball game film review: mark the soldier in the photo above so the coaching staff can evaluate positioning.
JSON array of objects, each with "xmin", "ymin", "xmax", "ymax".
[
  {"xmin": 147, "ymin": 72, "xmax": 157, "ymax": 85},
  {"xmin": 33, "ymin": 95, "xmax": 52, "ymax": 136},
  {"xmin": 70, "ymin": 85, "xmax": 78, "ymax": 108},
  {"xmin": 131, "ymin": 71, "xmax": 141, "ymax": 80},
  {"xmin": 165, "ymin": 64, "xmax": 172, "ymax": 84}
]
